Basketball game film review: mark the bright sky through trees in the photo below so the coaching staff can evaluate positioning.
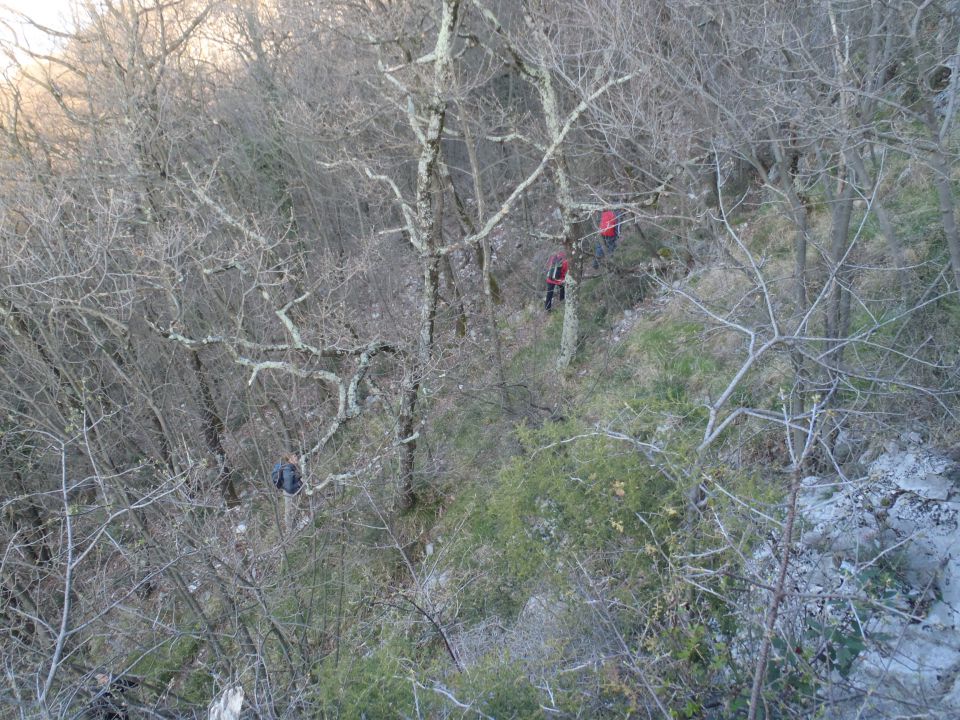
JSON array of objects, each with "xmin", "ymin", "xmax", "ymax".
[{"xmin": 0, "ymin": 0, "xmax": 72, "ymax": 69}]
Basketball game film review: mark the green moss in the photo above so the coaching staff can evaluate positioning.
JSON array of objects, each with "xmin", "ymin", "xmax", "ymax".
[
  {"xmin": 476, "ymin": 419, "xmax": 683, "ymax": 593},
  {"xmin": 887, "ymin": 169, "xmax": 942, "ymax": 243},
  {"xmin": 311, "ymin": 641, "xmax": 418, "ymax": 718},
  {"xmin": 130, "ymin": 634, "xmax": 202, "ymax": 697},
  {"xmin": 180, "ymin": 668, "xmax": 217, "ymax": 707},
  {"xmin": 448, "ymin": 658, "xmax": 543, "ymax": 718}
]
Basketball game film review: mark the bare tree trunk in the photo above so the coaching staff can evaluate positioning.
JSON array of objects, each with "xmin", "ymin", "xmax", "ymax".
[
  {"xmin": 522, "ymin": 6, "xmax": 582, "ymax": 369},
  {"xmin": 557, "ymin": 241, "xmax": 581, "ymax": 370},
  {"xmin": 392, "ymin": 0, "xmax": 460, "ymax": 509},
  {"xmin": 283, "ymin": 493, "xmax": 295, "ymax": 533},
  {"xmin": 928, "ymin": 150, "xmax": 960, "ymax": 293},
  {"xmin": 908, "ymin": 8, "xmax": 960, "ymax": 293},
  {"xmin": 817, "ymin": 172, "xmax": 856, "ymax": 463},
  {"xmin": 482, "ymin": 234, "xmax": 510, "ymax": 409},
  {"xmin": 459, "ymin": 114, "xmax": 510, "ymax": 409},
  {"xmin": 189, "ymin": 351, "xmax": 240, "ymax": 506},
  {"xmin": 441, "ymin": 254, "xmax": 468, "ymax": 337},
  {"xmin": 398, "ymin": 249, "xmax": 441, "ymax": 510},
  {"xmin": 825, "ymin": 173, "xmax": 856, "ymax": 353},
  {"xmin": 431, "ymin": 158, "xmax": 466, "ymax": 337},
  {"xmin": 770, "ymin": 133, "xmax": 810, "ymax": 312}
]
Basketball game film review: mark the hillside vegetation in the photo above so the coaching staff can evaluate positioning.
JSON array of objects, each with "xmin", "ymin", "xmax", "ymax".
[{"xmin": 1, "ymin": 1, "xmax": 959, "ymax": 718}]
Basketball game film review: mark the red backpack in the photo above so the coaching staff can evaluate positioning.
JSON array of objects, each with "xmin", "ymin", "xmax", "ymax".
[
  {"xmin": 600, "ymin": 210, "xmax": 618, "ymax": 237},
  {"xmin": 547, "ymin": 253, "xmax": 566, "ymax": 282}
]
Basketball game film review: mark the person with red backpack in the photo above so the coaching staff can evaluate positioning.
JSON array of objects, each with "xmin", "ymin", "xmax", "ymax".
[
  {"xmin": 594, "ymin": 209, "xmax": 622, "ymax": 268},
  {"xmin": 544, "ymin": 250, "xmax": 568, "ymax": 311}
]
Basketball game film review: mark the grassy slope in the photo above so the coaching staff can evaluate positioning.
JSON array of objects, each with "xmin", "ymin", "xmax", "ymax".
[
  {"xmin": 378, "ymin": 231, "xmax": 774, "ymax": 716},
  {"xmin": 126, "ymin": 145, "xmax": 960, "ymax": 717},
  {"xmin": 368, "ymin": 153, "xmax": 960, "ymax": 716}
]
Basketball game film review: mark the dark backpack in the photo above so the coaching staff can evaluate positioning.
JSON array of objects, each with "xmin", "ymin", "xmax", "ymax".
[{"xmin": 272, "ymin": 462, "xmax": 303, "ymax": 494}]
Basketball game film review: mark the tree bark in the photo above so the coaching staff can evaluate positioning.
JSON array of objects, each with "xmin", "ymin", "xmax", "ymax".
[
  {"xmin": 557, "ymin": 241, "xmax": 581, "ymax": 371},
  {"xmin": 825, "ymin": 172, "xmax": 856, "ymax": 354},
  {"xmin": 394, "ymin": 0, "xmax": 460, "ymax": 509},
  {"xmin": 458, "ymin": 114, "xmax": 510, "ymax": 409},
  {"xmin": 398, "ymin": 249, "xmax": 441, "ymax": 510},
  {"xmin": 189, "ymin": 351, "xmax": 240, "ymax": 506}
]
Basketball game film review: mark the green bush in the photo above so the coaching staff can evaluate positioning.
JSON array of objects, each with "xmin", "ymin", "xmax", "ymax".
[
  {"xmin": 448, "ymin": 658, "xmax": 543, "ymax": 719},
  {"xmin": 312, "ymin": 641, "xmax": 416, "ymax": 718},
  {"xmin": 482, "ymin": 419, "xmax": 682, "ymax": 594}
]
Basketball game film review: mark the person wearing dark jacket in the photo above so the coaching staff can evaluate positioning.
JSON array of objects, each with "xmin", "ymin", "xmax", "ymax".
[
  {"xmin": 87, "ymin": 673, "xmax": 136, "ymax": 720},
  {"xmin": 274, "ymin": 453, "xmax": 303, "ymax": 495},
  {"xmin": 544, "ymin": 251, "xmax": 568, "ymax": 311}
]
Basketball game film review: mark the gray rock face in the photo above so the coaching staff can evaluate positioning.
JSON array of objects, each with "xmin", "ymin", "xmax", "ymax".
[
  {"xmin": 754, "ymin": 441, "xmax": 960, "ymax": 718},
  {"xmin": 208, "ymin": 686, "xmax": 243, "ymax": 720}
]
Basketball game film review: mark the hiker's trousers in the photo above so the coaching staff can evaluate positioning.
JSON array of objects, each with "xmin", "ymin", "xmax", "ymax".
[{"xmin": 545, "ymin": 281, "xmax": 565, "ymax": 310}]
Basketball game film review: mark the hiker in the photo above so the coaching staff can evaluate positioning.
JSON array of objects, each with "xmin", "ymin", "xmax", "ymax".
[
  {"xmin": 272, "ymin": 453, "xmax": 303, "ymax": 495},
  {"xmin": 86, "ymin": 673, "xmax": 136, "ymax": 720},
  {"xmin": 594, "ymin": 208, "xmax": 622, "ymax": 267},
  {"xmin": 544, "ymin": 250, "xmax": 568, "ymax": 311}
]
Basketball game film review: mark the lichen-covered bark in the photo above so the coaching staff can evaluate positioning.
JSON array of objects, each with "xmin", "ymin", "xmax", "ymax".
[
  {"xmin": 395, "ymin": 0, "xmax": 460, "ymax": 509},
  {"xmin": 556, "ymin": 268, "xmax": 579, "ymax": 370},
  {"xmin": 523, "ymin": 4, "xmax": 581, "ymax": 369}
]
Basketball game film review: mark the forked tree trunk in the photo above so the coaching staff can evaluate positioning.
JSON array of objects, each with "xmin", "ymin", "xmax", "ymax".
[{"xmin": 393, "ymin": 0, "xmax": 460, "ymax": 509}]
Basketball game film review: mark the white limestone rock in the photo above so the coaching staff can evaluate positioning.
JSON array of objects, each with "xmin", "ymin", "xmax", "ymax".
[
  {"xmin": 209, "ymin": 686, "xmax": 243, "ymax": 720},
  {"xmin": 759, "ymin": 443, "xmax": 960, "ymax": 715}
]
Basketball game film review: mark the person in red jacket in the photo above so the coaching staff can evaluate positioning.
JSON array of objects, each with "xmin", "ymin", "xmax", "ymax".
[
  {"xmin": 544, "ymin": 250, "xmax": 568, "ymax": 311},
  {"xmin": 594, "ymin": 209, "xmax": 622, "ymax": 267}
]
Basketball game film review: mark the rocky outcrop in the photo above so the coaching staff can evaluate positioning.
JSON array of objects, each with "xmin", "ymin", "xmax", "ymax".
[
  {"xmin": 775, "ymin": 436, "xmax": 960, "ymax": 717},
  {"xmin": 208, "ymin": 686, "xmax": 244, "ymax": 720}
]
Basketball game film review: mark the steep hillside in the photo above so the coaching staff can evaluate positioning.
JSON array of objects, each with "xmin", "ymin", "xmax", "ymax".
[{"xmin": 2, "ymin": 2, "xmax": 960, "ymax": 719}]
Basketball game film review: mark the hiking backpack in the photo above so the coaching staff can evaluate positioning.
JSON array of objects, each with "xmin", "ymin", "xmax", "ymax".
[
  {"xmin": 600, "ymin": 210, "xmax": 618, "ymax": 237},
  {"xmin": 547, "ymin": 254, "xmax": 564, "ymax": 281}
]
